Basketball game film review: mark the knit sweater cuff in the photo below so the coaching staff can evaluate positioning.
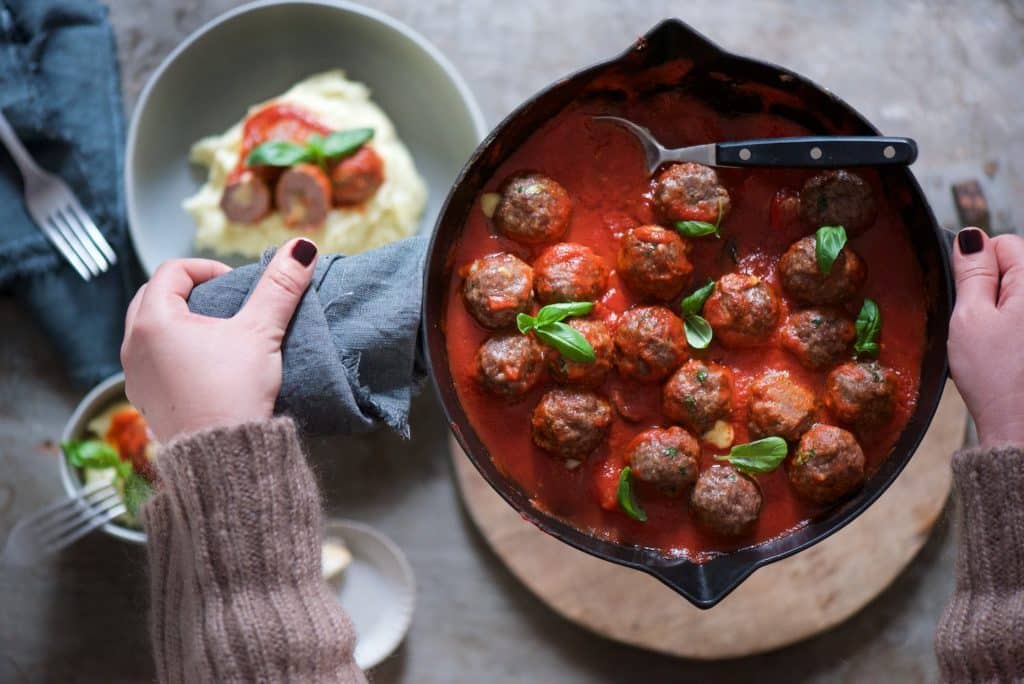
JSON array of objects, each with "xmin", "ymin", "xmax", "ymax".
[
  {"xmin": 143, "ymin": 418, "xmax": 365, "ymax": 684},
  {"xmin": 935, "ymin": 444, "xmax": 1024, "ymax": 682}
]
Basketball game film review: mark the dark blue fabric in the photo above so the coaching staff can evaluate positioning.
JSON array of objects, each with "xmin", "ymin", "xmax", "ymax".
[{"xmin": 0, "ymin": 0, "xmax": 142, "ymax": 388}]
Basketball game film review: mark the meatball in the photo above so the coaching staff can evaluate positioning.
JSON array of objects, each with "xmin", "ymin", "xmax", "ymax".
[
  {"xmin": 825, "ymin": 361, "xmax": 898, "ymax": 429},
  {"xmin": 799, "ymin": 170, "xmax": 877, "ymax": 235},
  {"xmin": 778, "ymin": 236, "xmax": 867, "ymax": 306},
  {"xmin": 533, "ymin": 243, "xmax": 609, "ymax": 304},
  {"xmin": 747, "ymin": 371, "xmax": 817, "ymax": 441},
  {"xmin": 624, "ymin": 427, "xmax": 701, "ymax": 496},
  {"xmin": 546, "ymin": 318, "xmax": 613, "ymax": 386},
  {"xmin": 789, "ymin": 424, "xmax": 866, "ymax": 504},
  {"xmin": 330, "ymin": 146, "xmax": 384, "ymax": 205},
  {"xmin": 653, "ymin": 162, "xmax": 732, "ymax": 224},
  {"xmin": 616, "ymin": 225, "xmax": 694, "ymax": 301},
  {"xmin": 461, "ymin": 253, "xmax": 534, "ymax": 329},
  {"xmin": 690, "ymin": 465, "xmax": 762, "ymax": 536},
  {"xmin": 474, "ymin": 334, "xmax": 545, "ymax": 398},
  {"xmin": 531, "ymin": 388, "xmax": 613, "ymax": 459},
  {"xmin": 613, "ymin": 306, "xmax": 688, "ymax": 383},
  {"xmin": 779, "ymin": 308, "xmax": 856, "ymax": 370},
  {"xmin": 663, "ymin": 360, "xmax": 734, "ymax": 433},
  {"xmin": 703, "ymin": 273, "xmax": 781, "ymax": 347},
  {"xmin": 493, "ymin": 172, "xmax": 572, "ymax": 245}
]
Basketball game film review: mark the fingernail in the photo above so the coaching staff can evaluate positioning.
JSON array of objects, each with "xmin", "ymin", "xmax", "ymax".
[
  {"xmin": 957, "ymin": 228, "xmax": 984, "ymax": 255},
  {"xmin": 291, "ymin": 239, "xmax": 317, "ymax": 266}
]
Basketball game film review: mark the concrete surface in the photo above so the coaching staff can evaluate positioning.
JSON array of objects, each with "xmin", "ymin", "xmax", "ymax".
[{"xmin": 2, "ymin": 0, "xmax": 1022, "ymax": 682}]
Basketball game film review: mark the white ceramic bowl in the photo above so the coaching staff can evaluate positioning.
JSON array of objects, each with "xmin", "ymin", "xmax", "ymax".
[
  {"xmin": 58, "ymin": 372, "xmax": 146, "ymax": 544},
  {"xmin": 126, "ymin": 0, "xmax": 486, "ymax": 275}
]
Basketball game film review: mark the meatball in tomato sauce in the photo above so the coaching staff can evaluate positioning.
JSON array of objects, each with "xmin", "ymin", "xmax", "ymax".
[
  {"xmin": 474, "ymin": 334, "xmax": 545, "ymax": 398},
  {"xmin": 690, "ymin": 465, "xmax": 762, "ymax": 537},
  {"xmin": 799, "ymin": 170, "xmax": 877, "ymax": 235},
  {"xmin": 747, "ymin": 371, "xmax": 817, "ymax": 441},
  {"xmin": 825, "ymin": 361, "xmax": 898, "ymax": 429},
  {"xmin": 546, "ymin": 318, "xmax": 613, "ymax": 386},
  {"xmin": 493, "ymin": 172, "xmax": 572, "ymax": 245},
  {"xmin": 461, "ymin": 253, "xmax": 534, "ymax": 329},
  {"xmin": 662, "ymin": 359, "xmax": 734, "ymax": 433},
  {"xmin": 624, "ymin": 427, "xmax": 700, "ymax": 496},
  {"xmin": 613, "ymin": 306, "xmax": 688, "ymax": 383},
  {"xmin": 533, "ymin": 243, "xmax": 608, "ymax": 304},
  {"xmin": 617, "ymin": 225, "xmax": 693, "ymax": 301},
  {"xmin": 330, "ymin": 146, "xmax": 384, "ymax": 205},
  {"xmin": 653, "ymin": 162, "xmax": 731, "ymax": 224},
  {"xmin": 779, "ymin": 235, "xmax": 867, "ymax": 306},
  {"xmin": 780, "ymin": 308, "xmax": 856, "ymax": 370},
  {"xmin": 789, "ymin": 424, "xmax": 866, "ymax": 504},
  {"xmin": 531, "ymin": 388, "xmax": 613, "ymax": 459},
  {"xmin": 703, "ymin": 273, "xmax": 780, "ymax": 347}
]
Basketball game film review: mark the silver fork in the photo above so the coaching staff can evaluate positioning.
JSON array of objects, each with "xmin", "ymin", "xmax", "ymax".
[
  {"xmin": 0, "ymin": 481, "xmax": 125, "ymax": 565},
  {"xmin": 0, "ymin": 109, "xmax": 117, "ymax": 281}
]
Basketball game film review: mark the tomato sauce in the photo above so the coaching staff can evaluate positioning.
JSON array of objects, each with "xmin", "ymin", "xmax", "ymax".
[
  {"xmin": 444, "ymin": 94, "xmax": 927, "ymax": 560},
  {"xmin": 230, "ymin": 103, "xmax": 330, "ymax": 182}
]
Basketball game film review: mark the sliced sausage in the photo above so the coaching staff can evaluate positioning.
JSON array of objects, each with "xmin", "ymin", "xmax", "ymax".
[
  {"xmin": 220, "ymin": 169, "xmax": 273, "ymax": 223},
  {"xmin": 275, "ymin": 163, "xmax": 332, "ymax": 229}
]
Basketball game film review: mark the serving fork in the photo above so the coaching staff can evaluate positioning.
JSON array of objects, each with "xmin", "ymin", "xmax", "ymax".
[
  {"xmin": 0, "ymin": 109, "xmax": 117, "ymax": 281},
  {"xmin": 0, "ymin": 482, "xmax": 125, "ymax": 565}
]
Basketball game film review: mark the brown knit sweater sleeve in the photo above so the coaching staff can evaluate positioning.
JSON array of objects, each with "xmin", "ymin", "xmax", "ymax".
[
  {"xmin": 141, "ymin": 417, "xmax": 366, "ymax": 684},
  {"xmin": 936, "ymin": 445, "xmax": 1024, "ymax": 683}
]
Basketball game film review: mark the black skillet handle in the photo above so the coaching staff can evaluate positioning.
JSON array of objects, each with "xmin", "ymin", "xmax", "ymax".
[{"xmin": 716, "ymin": 137, "xmax": 917, "ymax": 168}]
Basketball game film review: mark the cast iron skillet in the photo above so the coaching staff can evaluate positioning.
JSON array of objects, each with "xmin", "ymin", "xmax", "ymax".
[{"xmin": 422, "ymin": 19, "xmax": 953, "ymax": 609}]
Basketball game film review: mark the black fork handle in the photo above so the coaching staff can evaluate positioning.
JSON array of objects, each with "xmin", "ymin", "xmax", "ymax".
[{"xmin": 716, "ymin": 136, "xmax": 917, "ymax": 168}]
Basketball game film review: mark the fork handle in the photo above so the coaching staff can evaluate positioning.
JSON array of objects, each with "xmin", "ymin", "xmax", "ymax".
[
  {"xmin": 0, "ymin": 109, "xmax": 43, "ymax": 179},
  {"xmin": 716, "ymin": 136, "xmax": 917, "ymax": 168}
]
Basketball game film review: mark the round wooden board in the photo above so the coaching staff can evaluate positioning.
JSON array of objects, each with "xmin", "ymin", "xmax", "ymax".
[{"xmin": 451, "ymin": 380, "xmax": 967, "ymax": 659}]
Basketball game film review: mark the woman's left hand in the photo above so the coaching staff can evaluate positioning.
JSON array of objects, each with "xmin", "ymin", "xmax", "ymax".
[{"xmin": 121, "ymin": 238, "xmax": 319, "ymax": 443}]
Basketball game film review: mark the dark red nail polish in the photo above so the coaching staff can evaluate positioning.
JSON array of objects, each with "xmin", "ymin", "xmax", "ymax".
[
  {"xmin": 957, "ymin": 228, "xmax": 984, "ymax": 255},
  {"xmin": 291, "ymin": 239, "xmax": 317, "ymax": 266}
]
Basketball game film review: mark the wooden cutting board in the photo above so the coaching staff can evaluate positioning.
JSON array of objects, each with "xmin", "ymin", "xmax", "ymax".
[{"xmin": 451, "ymin": 380, "xmax": 967, "ymax": 659}]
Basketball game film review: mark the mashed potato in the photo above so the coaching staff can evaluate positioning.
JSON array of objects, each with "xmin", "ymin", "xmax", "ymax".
[{"xmin": 184, "ymin": 70, "xmax": 427, "ymax": 257}]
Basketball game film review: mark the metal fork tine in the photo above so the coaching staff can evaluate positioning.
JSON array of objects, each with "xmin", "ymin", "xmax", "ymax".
[
  {"xmin": 52, "ymin": 210, "xmax": 103, "ymax": 276},
  {"xmin": 28, "ymin": 482, "xmax": 116, "ymax": 528},
  {"xmin": 33, "ymin": 486, "xmax": 121, "ymax": 537},
  {"xmin": 66, "ymin": 200, "xmax": 116, "ymax": 266},
  {"xmin": 36, "ymin": 214, "xmax": 91, "ymax": 280},
  {"xmin": 39, "ymin": 490, "xmax": 124, "ymax": 548},
  {"xmin": 42, "ymin": 503, "xmax": 127, "ymax": 555}
]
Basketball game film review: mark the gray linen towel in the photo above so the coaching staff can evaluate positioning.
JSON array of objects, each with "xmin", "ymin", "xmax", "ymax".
[{"xmin": 188, "ymin": 236, "xmax": 427, "ymax": 437}]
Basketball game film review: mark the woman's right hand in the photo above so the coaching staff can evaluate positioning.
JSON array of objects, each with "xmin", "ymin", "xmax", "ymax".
[{"xmin": 948, "ymin": 228, "xmax": 1024, "ymax": 448}]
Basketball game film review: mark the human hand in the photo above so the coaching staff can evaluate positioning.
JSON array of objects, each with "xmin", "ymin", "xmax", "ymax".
[
  {"xmin": 121, "ymin": 238, "xmax": 319, "ymax": 442},
  {"xmin": 948, "ymin": 228, "xmax": 1024, "ymax": 448}
]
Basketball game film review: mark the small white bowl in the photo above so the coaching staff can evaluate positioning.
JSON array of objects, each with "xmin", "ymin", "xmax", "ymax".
[
  {"xmin": 125, "ymin": 0, "xmax": 487, "ymax": 275},
  {"xmin": 58, "ymin": 372, "xmax": 146, "ymax": 544}
]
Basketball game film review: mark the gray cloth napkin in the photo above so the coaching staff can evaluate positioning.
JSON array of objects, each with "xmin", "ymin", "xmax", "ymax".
[{"xmin": 188, "ymin": 236, "xmax": 428, "ymax": 437}]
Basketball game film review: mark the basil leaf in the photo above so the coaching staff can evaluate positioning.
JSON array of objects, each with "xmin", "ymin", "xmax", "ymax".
[
  {"xmin": 534, "ymin": 321, "xmax": 596, "ymax": 363},
  {"xmin": 684, "ymin": 315, "xmax": 712, "ymax": 349},
  {"xmin": 681, "ymin": 280, "xmax": 715, "ymax": 316},
  {"xmin": 617, "ymin": 467, "xmax": 648, "ymax": 522},
  {"xmin": 815, "ymin": 225, "xmax": 847, "ymax": 276},
  {"xmin": 123, "ymin": 471, "xmax": 154, "ymax": 519},
  {"xmin": 516, "ymin": 312, "xmax": 537, "ymax": 334},
  {"xmin": 854, "ymin": 298, "xmax": 881, "ymax": 357},
  {"xmin": 321, "ymin": 128, "xmax": 374, "ymax": 159},
  {"xmin": 715, "ymin": 436, "xmax": 788, "ymax": 475},
  {"xmin": 534, "ymin": 301, "xmax": 594, "ymax": 327},
  {"xmin": 675, "ymin": 220, "xmax": 718, "ymax": 238},
  {"xmin": 246, "ymin": 140, "xmax": 313, "ymax": 167},
  {"xmin": 62, "ymin": 440, "xmax": 131, "ymax": 478}
]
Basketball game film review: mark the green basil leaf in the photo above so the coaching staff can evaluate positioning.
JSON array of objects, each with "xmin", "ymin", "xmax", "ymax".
[
  {"xmin": 675, "ymin": 220, "xmax": 719, "ymax": 238},
  {"xmin": 854, "ymin": 298, "xmax": 882, "ymax": 357},
  {"xmin": 681, "ymin": 280, "xmax": 715, "ymax": 316},
  {"xmin": 516, "ymin": 312, "xmax": 537, "ymax": 334},
  {"xmin": 534, "ymin": 301, "xmax": 594, "ymax": 327},
  {"xmin": 321, "ymin": 128, "xmax": 374, "ymax": 159},
  {"xmin": 246, "ymin": 140, "xmax": 314, "ymax": 167},
  {"xmin": 815, "ymin": 225, "xmax": 847, "ymax": 276},
  {"xmin": 534, "ymin": 321, "xmax": 595, "ymax": 363},
  {"xmin": 62, "ymin": 440, "xmax": 120, "ymax": 470},
  {"xmin": 715, "ymin": 436, "xmax": 788, "ymax": 475},
  {"xmin": 616, "ymin": 467, "xmax": 648, "ymax": 522},
  {"xmin": 684, "ymin": 315, "xmax": 713, "ymax": 349},
  {"xmin": 123, "ymin": 471, "xmax": 154, "ymax": 519}
]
